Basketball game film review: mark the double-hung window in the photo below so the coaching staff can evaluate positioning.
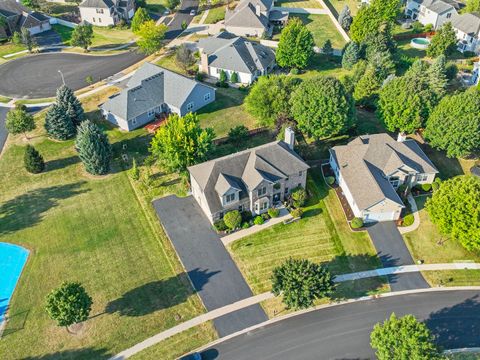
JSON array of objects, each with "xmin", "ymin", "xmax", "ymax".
[
  {"xmin": 416, "ymin": 174, "xmax": 428, "ymax": 182},
  {"xmin": 204, "ymin": 93, "xmax": 211, "ymax": 102},
  {"xmin": 257, "ymin": 186, "xmax": 267, "ymax": 197},
  {"xmin": 225, "ymin": 193, "xmax": 235, "ymax": 204}
]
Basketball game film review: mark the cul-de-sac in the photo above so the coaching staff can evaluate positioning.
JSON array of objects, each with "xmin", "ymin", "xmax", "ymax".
[{"xmin": 0, "ymin": 0, "xmax": 479, "ymax": 358}]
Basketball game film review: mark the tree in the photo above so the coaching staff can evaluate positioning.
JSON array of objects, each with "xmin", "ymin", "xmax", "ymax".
[
  {"xmin": 427, "ymin": 22, "xmax": 457, "ymax": 57},
  {"xmin": 45, "ymin": 103, "xmax": 76, "ymax": 140},
  {"xmin": 428, "ymin": 54, "xmax": 448, "ymax": 97},
  {"xmin": 426, "ymin": 176, "xmax": 480, "ymax": 251},
  {"xmin": 338, "ymin": 5, "xmax": 352, "ymax": 31},
  {"xmin": 276, "ymin": 18, "xmax": 314, "ymax": 69},
  {"xmin": 131, "ymin": 7, "xmax": 151, "ymax": 33},
  {"xmin": 342, "ymin": 42, "xmax": 360, "ymax": 69},
  {"xmin": 223, "ymin": 210, "xmax": 242, "ymax": 230},
  {"xmin": 71, "ymin": 23, "xmax": 93, "ymax": 52},
  {"xmin": 245, "ymin": 75, "xmax": 300, "ymax": 127},
  {"xmin": 371, "ymin": 313, "xmax": 442, "ymax": 360},
  {"xmin": 12, "ymin": 31, "xmax": 22, "ymax": 45},
  {"xmin": 175, "ymin": 43, "xmax": 195, "ymax": 72},
  {"xmin": 181, "ymin": 20, "xmax": 187, "ymax": 30},
  {"xmin": 167, "ymin": 0, "xmax": 180, "ymax": 10},
  {"xmin": 466, "ymin": 0, "xmax": 480, "ymax": 12},
  {"xmin": 137, "ymin": 21, "xmax": 167, "ymax": 55},
  {"xmin": 321, "ymin": 39, "xmax": 333, "ymax": 56},
  {"xmin": 75, "ymin": 120, "xmax": 112, "ymax": 175},
  {"xmin": 5, "ymin": 107, "xmax": 35, "ymax": 139},
  {"xmin": 21, "ymin": 27, "xmax": 36, "ymax": 53},
  {"xmin": 45, "ymin": 282, "xmax": 93, "ymax": 328},
  {"xmin": 271, "ymin": 258, "xmax": 335, "ymax": 309},
  {"xmin": 290, "ymin": 186, "xmax": 307, "ymax": 207},
  {"xmin": 85, "ymin": 75, "xmax": 94, "ymax": 86},
  {"xmin": 291, "ymin": 76, "xmax": 355, "ymax": 139},
  {"xmin": 228, "ymin": 125, "xmax": 249, "ymax": 143},
  {"xmin": 24, "ymin": 144, "xmax": 45, "ymax": 174},
  {"xmin": 129, "ymin": 158, "xmax": 140, "ymax": 180},
  {"xmin": 219, "ymin": 69, "xmax": 227, "ymax": 83},
  {"xmin": 230, "ymin": 71, "xmax": 239, "ymax": 83},
  {"xmin": 353, "ymin": 65, "xmax": 383, "ymax": 106},
  {"xmin": 56, "ymin": 85, "xmax": 84, "ymax": 126},
  {"xmin": 149, "ymin": 113, "xmax": 215, "ymax": 172}
]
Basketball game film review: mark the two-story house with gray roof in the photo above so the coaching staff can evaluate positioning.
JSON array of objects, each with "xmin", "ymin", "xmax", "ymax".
[
  {"xmin": 451, "ymin": 12, "xmax": 480, "ymax": 54},
  {"xmin": 188, "ymin": 128, "xmax": 310, "ymax": 223},
  {"xmin": 405, "ymin": 0, "xmax": 458, "ymax": 29},
  {"xmin": 100, "ymin": 62, "xmax": 215, "ymax": 131},
  {"xmin": 198, "ymin": 32, "xmax": 276, "ymax": 84},
  {"xmin": 79, "ymin": 0, "xmax": 135, "ymax": 26},
  {"xmin": 329, "ymin": 133, "xmax": 438, "ymax": 223}
]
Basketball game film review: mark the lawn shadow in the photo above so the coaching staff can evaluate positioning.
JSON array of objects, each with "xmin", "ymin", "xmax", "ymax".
[
  {"xmin": 1, "ymin": 309, "xmax": 30, "ymax": 337},
  {"xmin": 22, "ymin": 348, "xmax": 110, "ymax": 360},
  {"xmin": 45, "ymin": 155, "xmax": 81, "ymax": 172},
  {"xmin": 0, "ymin": 182, "xmax": 88, "ymax": 236},
  {"xmin": 105, "ymin": 268, "xmax": 220, "ymax": 317}
]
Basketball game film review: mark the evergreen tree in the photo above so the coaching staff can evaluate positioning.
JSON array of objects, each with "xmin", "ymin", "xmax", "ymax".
[
  {"xmin": 56, "ymin": 85, "xmax": 84, "ymax": 126},
  {"xmin": 21, "ymin": 27, "xmax": 36, "ymax": 52},
  {"xmin": 321, "ymin": 39, "xmax": 333, "ymax": 56},
  {"xmin": 230, "ymin": 71, "xmax": 239, "ymax": 83},
  {"xmin": 342, "ymin": 42, "xmax": 360, "ymax": 69},
  {"xmin": 24, "ymin": 144, "xmax": 45, "ymax": 174},
  {"xmin": 219, "ymin": 69, "xmax": 227, "ymax": 83},
  {"xmin": 338, "ymin": 5, "xmax": 352, "ymax": 31},
  {"xmin": 75, "ymin": 120, "xmax": 112, "ymax": 175},
  {"xmin": 353, "ymin": 65, "xmax": 383, "ymax": 107},
  {"xmin": 44, "ymin": 103, "xmax": 76, "ymax": 140},
  {"xmin": 428, "ymin": 55, "xmax": 448, "ymax": 97}
]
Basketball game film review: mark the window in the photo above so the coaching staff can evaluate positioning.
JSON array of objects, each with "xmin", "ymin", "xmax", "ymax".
[
  {"xmin": 204, "ymin": 93, "xmax": 211, "ymax": 102},
  {"xmin": 92, "ymin": 17, "xmax": 96, "ymax": 22},
  {"xmin": 225, "ymin": 193, "xmax": 235, "ymax": 204},
  {"xmin": 257, "ymin": 186, "xmax": 267, "ymax": 197},
  {"xmin": 186, "ymin": 102, "xmax": 194, "ymax": 112},
  {"xmin": 416, "ymin": 174, "xmax": 428, "ymax": 182},
  {"xmin": 298, "ymin": 171, "xmax": 302, "ymax": 177},
  {"xmin": 98, "ymin": 17, "xmax": 102, "ymax": 23},
  {"xmin": 260, "ymin": 201, "xmax": 268, "ymax": 211},
  {"xmin": 389, "ymin": 176, "xmax": 400, "ymax": 188},
  {"xmin": 216, "ymin": 68, "xmax": 221, "ymax": 75},
  {"xmin": 147, "ymin": 109, "xmax": 155, "ymax": 117},
  {"xmin": 284, "ymin": 187, "xmax": 289, "ymax": 194},
  {"xmin": 447, "ymin": 13, "xmax": 451, "ymax": 18},
  {"xmin": 96, "ymin": 8, "xmax": 104, "ymax": 13}
]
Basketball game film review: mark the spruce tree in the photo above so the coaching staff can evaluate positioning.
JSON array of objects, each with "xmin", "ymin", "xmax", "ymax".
[
  {"xmin": 75, "ymin": 120, "xmax": 112, "ymax": 175},
  {"xmin": 428, "ymin": 55, "xmax": 448, "ymax": 97},
  {"xmin": 321, "ymin": 39, "xmax": 333, "ymax": 56},
  {"xmin": 56, "ymin": 85, "xmax": 84, "ymax": 126},
  {"xmin": 44, "ymin": 103, "xmax": 76, "ymax": 140},
  {"xmin": 338, "ymin": 5, "xmax": 352, "ymax": 31},
  {"xmin": 342, "ymin": 42, "xmax": 360, "ymax": 69},
  {"xmin": 24, "ymin": 144, "xmax": 45, "ymax": 174}
]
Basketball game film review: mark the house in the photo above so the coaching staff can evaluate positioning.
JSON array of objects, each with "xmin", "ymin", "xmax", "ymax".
[
  {"xmin": 197, "ymin": 32, "xmax": 276, "ymax": 84},
  {"xmin": 329, "ymin": 133, "xmax": 438, "ymax": 223},
  {"xmin": 79, "ymin": 0, "xmax": 135, "ymax": 26},
  {"xmin": 100, "ymin": 63, "xmax": 215, "ymax": 131},
  {"xmin": 405, "ymin": 0, "xmax": 457, "ymax": 29},
  {"xmin": 224, "ymin": 0, "xmax": 288, "ymax": 37},
  {"xmin": 451, "ymin": 12, "xmax": 480, "ymax": 53},
  {"xmin": 0, "ymin": 0, "xmax": 51, "ymax": 39},
  {"xmin": 188, "ymin": 128, "xmax": 310, "ymax": 224}
]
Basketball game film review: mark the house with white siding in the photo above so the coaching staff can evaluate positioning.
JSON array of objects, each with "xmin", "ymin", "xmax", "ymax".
[
  {"xmin": 329, "ymin": 133, "xmax": 438, "ymax": 223},
  {"xmin": 79, "ymin": 0, "xmax": 135, "ymax": 26},
  {"xmin": 404, "ymin": 0, "xmax": 457, "ymax": 29},
  {"xmin": 451, "ymin": 12, "xmax": 480, "ymax": 54}
]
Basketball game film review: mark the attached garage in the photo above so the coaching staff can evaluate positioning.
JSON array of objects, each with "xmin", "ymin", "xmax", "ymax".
[{"xmin": 364, "ymin": 211, "xmax": 397, "ymax": 223}]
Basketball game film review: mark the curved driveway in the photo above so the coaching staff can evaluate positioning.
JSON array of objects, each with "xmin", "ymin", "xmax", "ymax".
[{"xmin": 200, "ymin": 290, "xmax": 480, "ymax": 360}]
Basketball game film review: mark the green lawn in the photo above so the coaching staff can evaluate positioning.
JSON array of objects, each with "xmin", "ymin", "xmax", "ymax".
[
  {"xmin": 0, "ymin": 91, "xmax": 214, "ymax": 359},
  {"xmin": 204, "ymin": 5, "xmax": 226, "ymax": 23},
  {"xmin": 0, "ymin": 42, "xmax": 26, "ymax": 57},
  {"xmin": 275, "ymin": 0, "xmax": 324, "ymax": 9},
  {"xmin": 295, "ymin": 53, "xmax": 350, "ymax": 80},
  {"xmin": 228, "ymin": 168, "xmax": 387, "ymax": 313},
  {"xmin": 156, "ymin": 52, "xmax": 187, "ymax": 74},
  {"xmin": 52, "ymin": 24, "xmax": 136, "ymax": 49},
  {"xmin": 324, "ymin": 0, "xmax": 360, "ymax": 15},
  {"xmin": 145, "ymin": 0, "xmax": 168, "ymax": 14},
  {"xmin": 52, "ymin": 24, "xmax": 74, "ymax": 45},
  {"xmin": 291, "ymin": 14, "xmax": 346, "ymax": 48}
]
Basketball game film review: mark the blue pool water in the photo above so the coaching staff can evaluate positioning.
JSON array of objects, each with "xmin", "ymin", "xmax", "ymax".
[{"xmin": 0, "ymin": 243, "xmax": 29, "ymax": 323}]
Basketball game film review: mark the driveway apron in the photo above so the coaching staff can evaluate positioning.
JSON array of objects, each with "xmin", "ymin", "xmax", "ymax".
[
  {"xmin": 367, "ymin": 221, "xmax": 430, "ymax": 291},
  {"xmin": 153, "ymin": 195, "xmax": 267, "ymax": 337}
]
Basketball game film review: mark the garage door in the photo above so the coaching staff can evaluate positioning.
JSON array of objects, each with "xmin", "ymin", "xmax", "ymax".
[{"xmin": 364, "ymin": 211, "xmax": 396, "ymax": 222}]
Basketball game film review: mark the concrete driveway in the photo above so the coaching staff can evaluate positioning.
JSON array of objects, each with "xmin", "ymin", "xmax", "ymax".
[
  {"xmin": 34, "ymin": 29, "xmax": 62, "ymax": 47},
  {"xmin": 153, "ymin": 195, "xmax": 267, "ymax": 337},
  {"xmin": 368, "ymin": 221, "xmax": 429, "ymax": 291}
]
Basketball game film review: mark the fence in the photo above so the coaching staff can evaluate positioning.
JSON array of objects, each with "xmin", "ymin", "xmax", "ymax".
[
  {"xmin": 213, "ymin": 127, "xmax": 270, "ymax": 145},
  {"xmin": 393, "ymin": 31, "xmax": 435, "ymax": 40},
  {"xmin": 48, "ymin": 16, "xmax": 78, "ymax": 28}
]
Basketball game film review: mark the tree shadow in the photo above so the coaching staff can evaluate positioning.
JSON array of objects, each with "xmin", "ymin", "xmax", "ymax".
[
  {"xmin": 105, "ymin": 268, "xmax": 220, "ymax": 317},
  {"xmin": 22, "ymin": 347, "xmax": 110, "ymax": 360},
  {"xmin": 1, "ymin": 309, "xmax": 30, "ymax": 337},
  {"xmin": 425, "ymin": 295, "xmax": 480, "ymax": 350},
  {"xmin": 45, "ymin": 155, "xmax": 81, "ymax": 172},
  {"xmin": 0, "ymin": 182, "xmax": 88, "ymax": 236}
]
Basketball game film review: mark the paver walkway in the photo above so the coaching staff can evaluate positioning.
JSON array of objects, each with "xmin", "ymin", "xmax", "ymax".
[{"xmin": 398, "ymin": 194, "xmax": 421, "ymax": 234}]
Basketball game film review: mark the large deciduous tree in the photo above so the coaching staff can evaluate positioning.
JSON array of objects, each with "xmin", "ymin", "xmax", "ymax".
[
  {"xmin": 425, "ymin": 88, "xmax": 480, "ymax": 158},
  {"xmin": 271, "ymin": 258, "xmax": 335, "ymax": 309},
  {"xmin": 21, "ymin": 27, "xmax": 36, "ymax": 52},
  {"xmin": 131, "ymin": 7, "xmax": 151, "ymax": 33},
  {"xmin": 427, "ymin": 22, "xmax": 457, "ymax": 58},
  {"xmin": 290, "ymin": 76, "xmax": 355, "ymax": 139},
  {"xmin": 425, "ymin": 176, "xmax": 480, "ymax": 251},
  {"xmin": 56, "ymin": 85, "xmax": 84, "ymax": 126},
  {"xmin": 370, "ymin": 313, "xmax": 442, "ymax": 360},
  {"xmin": 5, "ymin": 106, "xmax": 35, "ymax": 139},
  {"xmin": 276, "ymin": 17, "xmax": 314, "ymax": 69},
  {"xmin": 245, "ymin": 75, "xmax": 300, "ymax": 127},
  {"xmin": 75, "ymin": 120, "xmax": 112, "ymax": 175},
  {"xmin": 466, "ymin": 0, "xmax": 480, "ymax": 12},
  {"xmin": 149, "ymin": 113, "xmax": 215, "ymax": 172},
  {"xmin": 137, "ymin": 21, "xmax": 167, "ymax": 55},
  {"xmin": 71, "ymin": 23, "xmax": 94, "ymax": 52},
  {"xmin": 44, "ymin": 103, "xmax": 76, "ymax": 140}
]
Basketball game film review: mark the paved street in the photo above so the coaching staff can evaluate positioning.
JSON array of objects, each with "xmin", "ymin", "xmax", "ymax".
[
  {"xmin": 368, "ymin": 221, "xmax": 430, "ymax": 291},
  {"xmin": 164, "ymin": 0, "xmax": 199, "ymax": 39},
  {"xmin": 200, "ymin": 290, "xmax": 480, "ymax": 359},
  {"xmin": 153, "ymin": 195, "xmax": 267, "ymax": 337}
]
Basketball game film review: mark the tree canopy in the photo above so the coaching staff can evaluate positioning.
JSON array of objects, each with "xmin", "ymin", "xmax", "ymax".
[
  {"xmin": 427, "ymin": 22, "xmax": 457, "ymax": 58},
  {"xmin": 271, "ymin": 258, "xmax": 335, "ymax": 309},
  {"xmin": 131, "ymin": 7, "xmax": 151, "ymax": 33},
  {"xmin": 276, "ymin": 18, "xmax": 314, "ymax": 69},
  {"xmin": 137, "ymin": 21, "xmax": 168, "ymax": 55},
  {"xmin": 149, "ymin": 113, "xmax": 215, "ymax": 172},
  {"xmin": 5, "ymin": 107, "xmax": 35, "ymax": 138},
  {"xmin": 342, "ymin": 42, "xmax": 360, "ymax": 69},
  {"xmin": 75, "ymin": 120, "xmax": 112, "ymax": 175},
  {"xmin": 425, "ymin": 176, "xmax": 480, "ymax": 251},
  {"xmin": 71, "ymin": 23, "xmax": 93, "ymax": 51},
  {"xmin": 370, "ymin": 313, "xmax": 442, "ymax": 360},
  {"xmin": 338, "ymin": 5, "xmax": 352, "ymax": 31},
  {"xmin": 466, "ymin": 0, "xmax": 480, "ymax": 12},
  {"xmin": 44, "ymin": 103, "xmax": 76, "ymax": 140},
  {"xmin": 291, "ymin": 76, "xmax": 355, "ymax": 139},
  {"xmin": 56, "ymin": 85, "xmax": 84, "ymax": 126}
]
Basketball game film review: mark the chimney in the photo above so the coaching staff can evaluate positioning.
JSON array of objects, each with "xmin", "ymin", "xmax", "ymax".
[
  {"xmin": 200, "ymin": 50, "xmax": 209, "ymax": 75},
  {"xmin": 285, "ymin": 127, "xmax": 295, "ymax": 150},
  {"xmin": 397, "ymin": 132, "xmax": 407, "ymax": 142},
  {"xmin": 255, "ymin": 3, "xmax": 261, "ymax": 16}
]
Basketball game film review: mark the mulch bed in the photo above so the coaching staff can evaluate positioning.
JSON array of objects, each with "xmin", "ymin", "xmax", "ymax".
[{"xmin": 320, "ymin": 163, "xmax": 355, "ymax": 221}]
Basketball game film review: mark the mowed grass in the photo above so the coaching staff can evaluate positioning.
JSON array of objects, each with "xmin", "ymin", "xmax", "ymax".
[
  {"xmin": 145, "ymin": 0, "xmax": 168, "ymax": 13},
  {"xmin": 228, "ymin": 169, "xmax": 387, "ymax": 303},
  {"xmin": 325, "ymin": 0, "xmax": 360, "ymax": 15},
  {"xmin": 292, "ymin": 14, "xmax": 346, "ymax": 48},
  {"xmin": 204, "ymin": 5, "xmax": 226, "ymax": 23},
  {"xmin": 0, "ymin": 91, "xmax": 214, "ymax": 359},
  {"xmin": 52, "ymin": 24, "xmax": 136, "ymax": 48},
  {"xmin": 0, "ymin": 42, "xmax": 26, "ymax": 57},
  {"xmin": 275, "ymin": 0, "xmax": 324, "ymax": 9}
]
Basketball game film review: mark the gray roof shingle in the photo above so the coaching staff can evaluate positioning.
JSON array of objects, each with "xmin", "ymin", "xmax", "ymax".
[
  {"xmin": 451, "ymin": 13, "xmax": 480, "ymax": 36},
  {"xmin": 413, "ymin": 0, "xmax": 455, "ymax": 14},
  {"xmin": 79, "ymin": 0, "xmax": 115, "ymax": 8},
  {"xmin": 225, "ymin": 0, "xmax": 269, "ymax": 30}
]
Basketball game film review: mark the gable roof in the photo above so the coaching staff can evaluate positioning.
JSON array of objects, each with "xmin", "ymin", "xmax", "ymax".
[
  {"xmin": 330, "ymin": 133, "xmax": 438, "ymax": 211},
  {"xmin": 198, "ymin": 32, "xmax": 276, "ymax": 74},
  {"xmin": 101, "ymin": 63, "xmax": 214, "ymax": 120},
  {"xmin": 413, "ymin": 0, "xmax": 456, "ymax": 14},
  {"xmin": 79, "ymin": 0, "xmax": 115, "ymax": 8},
  {"xmin": 451, "ymin": 13, "xmax": 480, "ymax": 36},
  {"xmin": 0, "ymin": 0, "xmax": 28, "ymax": 18},
  {"xmin": 225, "ymin": 0, "xmax": 269, "ymax": 30},
  {"xmin": 188, "ymin": 141, "xmax": 310, "ymax": 214}
]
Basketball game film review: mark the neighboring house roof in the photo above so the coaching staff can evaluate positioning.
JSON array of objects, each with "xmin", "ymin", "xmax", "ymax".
[
  {"xmin": 471, "ymin": 165, "xmax": 480, "ymax": 177},
  {"xmin": 20, "ymin": 12, "xmax": 49, "ymax": 28},
  {"xmin": 451, "ymin": 12, "xmax": 480, "ymax": 36},
  {"xmin": 0, "ymin": 0, "xmax": 49, "ymax": 33},
  {"xmin": 0, "ymin": 0, "xmax": 29, "ymax": 18},
  {"xmin": 412, "ymin": 0, "xmax": 456, "ymax": 14},
  {"xmin": 330, "ymin": 134, "xmax": 438, "ymax": 211},
  {"xmin": 101, "ymin": 62, "xmax": 214, "ymax": 121},
  {"xmin": 225, "ymin": 1, "xmax": 269, "ymax": 30},
  {"xmin": 79, "ymin": 0, "xmax": 115, "ymax": 8},
  {"xmin": 188, "ymin": 141, "xmax": 310, "ymax": 215},
  {"xmin": 198, "ymin": 32, "xmax": 276, "ymax": 74}
]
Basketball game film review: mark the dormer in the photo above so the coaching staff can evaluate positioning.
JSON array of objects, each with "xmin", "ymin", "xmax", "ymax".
[{"xmin": 215, "ymin": 173, "xmax": 242, "ymax": 206}]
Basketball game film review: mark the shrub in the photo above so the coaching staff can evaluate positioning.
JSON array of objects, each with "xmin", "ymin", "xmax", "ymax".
[
  {"xmin": 129, "ymin": 158, "xmax": 140, "ymax": 180},
  {"xmin": 238, "ymin": 85, "xmax": 248, "ymax": 92},
  {"xmin": 230, "ymin": 72, "xmax": 239, "ymax": 83},
  {"xmin": 242, "ymin": 222, "xmax": 250, "ymax": 229},
  {"xmin": 268, "ymin": 208, "xmax": 280, "ymax": 218},
  {"xmin": 398, "ymin": 184, "xmax": 408, "ymax": 193},
  {"xmin": 241, "ymin": 210, "xmax": 253, "ymax": 222},
  {"xmin": 445, "ymin": 62, "xmax": 458, "ymax": 80},
  {"xmin": 253, "ymin": 216, "xmax": 264, "ymax": 225},
  {"xmin": 431, "ymin": 181, "xmax": 440, "ymax": 191},
  {"xmin": 219, "ymin": 69, "xmax": 227, "ymax": 83},
  {"xmin": 463, "ymin": 51, "xmax": 476, "ymax": 58},
  {"xmin": 224, "ymin": 210, "xmax": 242, "ymax": 230},
  {"xmin": 290, "ymin": 207, "xmax": 303, "ymax": 218},
  {"xmin": 228, "ymin": 125, "xmax": 249, "ymax": 143},
  {"xmin": 351, "ymin": 217, "xmax": 364, "ymax": 229},
  {"xmin": 195, "ymin": 72, "xmax": 205, "ymax": 82},
  {"xmin": 215, "ymin": 81, "xmax": 229, "ymax": 88},
  {"xmin": 290, "ymin": 68, "xmax": 299, "ymax": 75},
  {"xmin": 214, "ymin": 219, "xmax": 227, "ymax": 232},
  {"xmin": 262, "ymin": 213, "xmax": 270, "ymax": 220},
  {"xmin": 325, "ymin": 176, "xmax": 335, "ymax": 186},
  {"xmin": 403, "ymin": 213, "xmax": 415, "ymax": 227},
  {"xmin": 412, "ymin": 21, "xmax": 423, "ymax": 33},
  {"xmin": 291, "ymin": 186, "xmax": 307, "ymax": 207},
  {"xmin": 424, "ymin": 23, "xmax": 433, "ymax": 32},
  {"xmin": 421, "ymin": 183, "xmax": 432, "ymax": 192}
]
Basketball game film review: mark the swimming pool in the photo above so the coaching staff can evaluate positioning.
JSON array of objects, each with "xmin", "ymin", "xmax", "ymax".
[{"xmin": 0, "ymin": 243, "xmax": 29, "ymax": 324}]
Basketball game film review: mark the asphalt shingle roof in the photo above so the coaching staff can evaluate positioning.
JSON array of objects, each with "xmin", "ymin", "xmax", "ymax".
[
  {"xmin": 451, "ymin": 12, "xmax": 480, "ymax": 36},
  {"xmin": 225, "ymin": 0, "xmax": 270, "ymax": 30},
  {"xmin": 79, "ymin": 0, "xmax": 115, "ymax": 8},
  {"xmin": 413, "ymin": 0, "xmax": 455, "ymax": 14}
]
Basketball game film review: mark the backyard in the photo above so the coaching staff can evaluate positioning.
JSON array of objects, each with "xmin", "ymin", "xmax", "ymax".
[
  {"xmin": 274, "ymin": 0, "xmax": 324, "ymax": 9},
  {"xmin": 145, "ymin": 0, "xmax": 168, "ymax": 14},
  {"xmin": 324, "ymin": 0, "xmax": 360, "ymax": 16},
  {"xmin": 291, "ymin": 14, "xmax": 346, "ymax": 48}
]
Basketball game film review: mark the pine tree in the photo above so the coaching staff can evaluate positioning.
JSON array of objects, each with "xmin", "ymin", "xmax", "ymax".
[
  {"xmin": 338, "ymin": 5, "xmax": 352, "ymax": 31},
  {"xmin": 342, "ymin": 42, "xmax": 360, "ymax": 69},
  {"xmin": 353, "ymin": 65, "xmax": 383, "ymax": 106},
  {"xmin": 24, "ymin": 144, "xmax": 45, "ymax": 174},
  {"xmin": 321, "ymin": 39, "xmax": 333, "ymax": 56},
  {"xmin": 56, "ymin": 85, "xmax": 84, "ymax": 126},
  {"xmin": 44, "ymin": 103, "xmax": 76, "ymax": 140},
  {"xmin": 230, "ymin": 72, "xmax": 239, "ymax": 83},
  {"xmin": 428, "ymin": 55, "xmax": 448, "ymax": 97},
  {"xmin": 75, "ymin": 120, "xmax": 112, "ymax": 175}
]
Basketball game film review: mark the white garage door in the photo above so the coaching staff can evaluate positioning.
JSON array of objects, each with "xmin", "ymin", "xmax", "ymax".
[{"xmin": 364, "ymin": 211, "xmax": 396, "ymax": 222}]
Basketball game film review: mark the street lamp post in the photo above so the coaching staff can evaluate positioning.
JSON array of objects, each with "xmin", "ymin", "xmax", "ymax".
[{"xmin": 58, "ymin": 69, "xmax": 65, "ymax": 86}]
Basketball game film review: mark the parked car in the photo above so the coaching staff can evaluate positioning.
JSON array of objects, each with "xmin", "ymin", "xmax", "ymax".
[
  {"xmin": 190, "ymin": 9, "xmax": 196, "ymax": 15},
  {"xmin": 180, "ymin": 352, "xmax": 202, "ymax": 360}
]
